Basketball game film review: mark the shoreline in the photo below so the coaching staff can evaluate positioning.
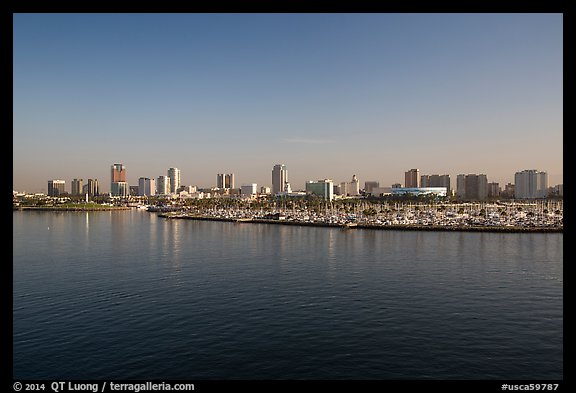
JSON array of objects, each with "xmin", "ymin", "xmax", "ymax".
[
  {"xmin": 14, "ymin": 206, "xmax": 131, "ymax": 211},
  {"xmin": 159, "ymin": 214, "xmax": 563, "ymax": 234}
]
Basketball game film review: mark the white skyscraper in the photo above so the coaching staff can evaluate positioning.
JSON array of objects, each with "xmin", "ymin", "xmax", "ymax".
[
  {"xmin": 168, "ymin": 167, "xmax": 180, "ymax": 194},
  {"xmin": 138, "ymin": 177, "xmax": 156, "ymax": 196}
]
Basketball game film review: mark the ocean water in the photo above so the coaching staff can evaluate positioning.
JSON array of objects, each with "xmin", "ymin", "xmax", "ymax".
[{"xmin": 13, "ymin": 210, "xmax": 563, "ymax": 380}]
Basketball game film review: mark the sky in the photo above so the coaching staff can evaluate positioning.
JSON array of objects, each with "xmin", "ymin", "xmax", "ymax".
[{"xmin": 13, "ymin": 13, "xmax": 563, "ymax": 193}]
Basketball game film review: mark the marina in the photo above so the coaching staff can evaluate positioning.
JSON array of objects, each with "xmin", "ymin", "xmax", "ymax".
[{"xmin": 156, "ymin": 200, "xmax": 563, "ymax": 233}]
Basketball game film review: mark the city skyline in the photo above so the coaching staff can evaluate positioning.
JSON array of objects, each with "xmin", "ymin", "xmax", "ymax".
[
  {"xmin": 35, "ymin": 162, "xmax": 559, "ymax": 197},
  {"xmin": 13, "ymin": 14, "xmax": 563, "ymax": 192}
]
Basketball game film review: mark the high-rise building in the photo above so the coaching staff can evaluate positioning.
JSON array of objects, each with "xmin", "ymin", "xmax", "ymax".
[
  {"xmin": 488, "ymin": 182, "xmax": 501, "ymax": 197},
  {"xmin": 364, "ymin": 181, "xmax": 380, "ymax": 194},
  {"xmin": 457, "ymin": 174, "xmax": 488, "ymax": 201},
  {"xmin": 305, "ymin": 179, "xmax": 334, "ymax": 200},
  {"xmin": 111, "ymin": 163, "xmax": 128, "ymax": 196},
  {"xmin": 111, "ymin": 163, "xmax": 126, "ymax": 182},
  {"xmin": 138, "ymin": 177, "xmax": 156, "ymax": 196},
  {"xmin": 514, "ymin": 170, "xmax": 548, "ymax": 199},
  {"xmin": 111, "ymin": 182, "xmax": 129, "ymax": 197},
  {"xmin": 87, "ymin": 179, "xmax": 99, "ymax": 197},
  {"xmin": 168, "ymin": 167, "xmax": 181, "ymax": 194},
  {"xmin": 272, "ymin": 164, "xmax": 288, "ymax": 195},
  {"xmin": 456, "ymin": 174, "xmax": 466, "ymax": 198},
  {"xmin": 225, "ymin": 173, "xmax": 234, "ymax": 189},
  {"xmin": 405, "ymin": 169, "xmax": 420, "ymax": 188},
  {"xmin": 71, "ymin": 178, "xmax": 83, "ymax": 195},
  {"xmin": 216, "ymin": 174, "xmax": 225, "ymax": 189},
  {"xmin": 217, "ymin": 173, "xmax": 235, "ymax": 189},
  {"xmin": 348, "ymin": 175, "xmax": 360, "ymax": 196},
  {"xmin": 48, "ymin": 180, "xmax": 66, "ymax": 196},
  {"xmin": 157, "ymin": 175, "xmax": 171, "ymax": 195}
]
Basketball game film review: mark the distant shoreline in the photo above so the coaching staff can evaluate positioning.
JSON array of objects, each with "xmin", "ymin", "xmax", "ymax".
[
  {"xmin": 14, "ymin": 206, "xmax": 131, "ymax": 211},
  {"xmin": 159, "ymin": 214, "xmax": 563, "ymax": 234}
]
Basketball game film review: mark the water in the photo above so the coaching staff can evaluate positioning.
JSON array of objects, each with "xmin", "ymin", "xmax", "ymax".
[{"xmin": 13, "ymin": 210, "xmax": 563, "ymax": 380}]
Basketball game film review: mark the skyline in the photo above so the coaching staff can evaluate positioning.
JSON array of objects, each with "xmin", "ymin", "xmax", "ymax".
[
  {"xmin": 25, "ymin": 161, "xmax": 560, "ymax": 196},
  {"xmin": 13, "ymin": 13, "xmax": 563, "ymax": 192}
]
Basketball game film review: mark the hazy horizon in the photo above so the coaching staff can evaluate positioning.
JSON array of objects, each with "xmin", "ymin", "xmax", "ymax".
[{"xmin": 13, "ymin": 13, "xmax": 563, "ymax": 193}]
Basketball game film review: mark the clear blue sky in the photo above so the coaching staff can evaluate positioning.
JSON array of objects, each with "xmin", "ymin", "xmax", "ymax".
[{"xmin": 13, "ymin": 13, "xmax": 563, "ymax": 193}]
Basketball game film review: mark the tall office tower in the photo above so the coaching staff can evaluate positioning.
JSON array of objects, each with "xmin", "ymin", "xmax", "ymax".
[
  {"xmin": 157, "ymin": 175, "xmax": 171, "ymax": 195},
  {"xmin": 167, "ymin": 167, "xmax": 181, "ymax": 194},
  {"xmin": 217, "ymin": 173, "xmax": 235, "ymax": 189},
  {"xmin": 87, "ymin": 179, "xmax": 99, "ymax": 197},
  {"xmin": 71, "ymin": 178, "xmax": 83, "ymax": 195},
  {"xmin": 514, "ymin": 170, "xmax": 548, "ymax": 199},
  {"xmin": 348, "ymin": 175, "xmax": 360, "ymax": 196},
  {"xmin": 405, "ymin": 169, "xmax": 420, "ymax": 188},
  {"xmin": 138, "ymin": 177, "xmax": 156, "ymax": 196},
  {"xmin": 225, "ymin": 173, "xmax": 235, "ymax": 189},
  {"xmin": 47, "ymin": 180, "xmax": 66, "ymax": 196},
  {"xmin": 217, "ymin": 174, "xmax": 225, "ymax": 188},
  {"xmin": 364, "ymin": 181, "xmax": 380, "ymax": 194},
  {"xmin": 272, "ymin": 164, "xmax": 288, "ymax": 195},
  {"xmin": 111, "ymin": 163, "xmax": 126, "ymax": 182},
  {"xmin": 458, "ymin": 174, "xmax": 488, "ymax": 201},
  {"xmin": 111, "ymin": 163, "xmax": 128, "ymax": 196}
]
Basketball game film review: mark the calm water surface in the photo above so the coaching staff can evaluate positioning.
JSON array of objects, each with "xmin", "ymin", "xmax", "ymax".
[{"xmin": 13, "ymin": 210, "xmax": 563, "ymax": 379}]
